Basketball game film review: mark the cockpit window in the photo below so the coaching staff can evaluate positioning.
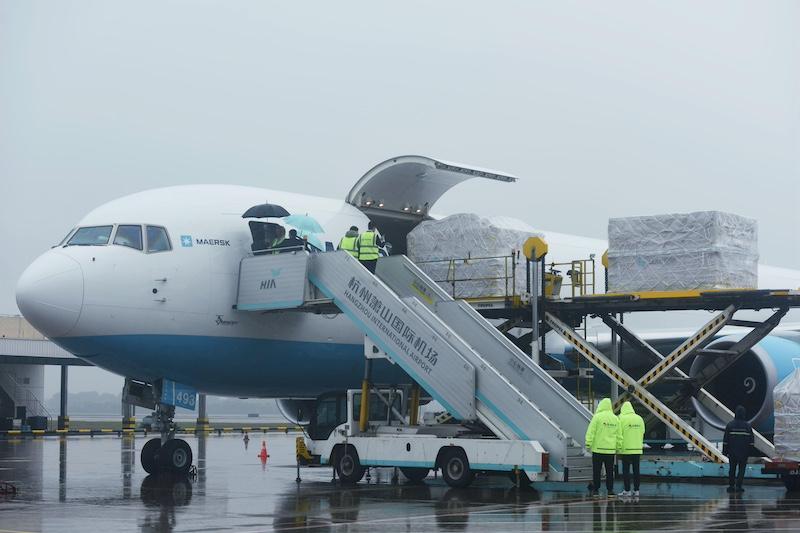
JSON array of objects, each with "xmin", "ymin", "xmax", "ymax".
[
  {"xmin": 146, "ymin": 226, "xmax": 171, "ymax": 253},
  {"xmin": 114, "ymin": 225, "xmax": 143, "ymax": 250},
  {"xmin": 67, "ymin": 226, "xmax": 113, "ymax": 246},
  {"xmin": 56, "ymin": 228, "xmax": 76, "ymax": 247}
]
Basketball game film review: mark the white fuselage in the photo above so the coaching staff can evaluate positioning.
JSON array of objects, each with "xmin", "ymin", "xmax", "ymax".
[{"xmin": 15, "ymin": 184, "xmax": 800, "ymax": 399}]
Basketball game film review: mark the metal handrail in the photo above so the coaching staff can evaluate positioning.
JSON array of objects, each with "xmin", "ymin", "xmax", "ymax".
[
  {"xmin": 253, "ymin": 245, "xmax": 313, "ymax": 256},
  {"xmin": 548, "ymin": 257, "xmax": 596, "ymax": 298},
  {"xmin": 414, "ymin": 253, "xmax": 520, "ymax": 300},
  {"xmin": 0, "ymin": 371, "xmax": 53, "ymax": 420}
]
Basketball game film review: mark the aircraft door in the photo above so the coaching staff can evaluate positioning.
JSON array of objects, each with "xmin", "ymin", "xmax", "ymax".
[
  {"xmin": 146, "ymin": 226, "xmax": 210, "ymax": 318},
  {"xmin": 149, "ymin": 254, "xmax": 210, "ymax": 316}
]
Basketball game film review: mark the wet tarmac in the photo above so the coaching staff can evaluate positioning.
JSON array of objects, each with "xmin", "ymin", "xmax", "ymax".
[{"xmin": 1, "ymin": 434, "xmax": 800, "ymax": 532}]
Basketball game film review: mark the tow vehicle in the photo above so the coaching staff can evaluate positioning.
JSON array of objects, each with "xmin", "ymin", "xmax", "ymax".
[{"xmin": 762, "ymin": 459, "xmax": 800, "ymax": 491}]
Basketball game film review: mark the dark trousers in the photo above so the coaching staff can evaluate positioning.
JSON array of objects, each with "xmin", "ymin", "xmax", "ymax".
[
  {"xmin": 592, "ymin": 453, "xmax": 615, "ymax": 492},
  {"xmin": 621, "ymin": 455, "xmax": 640, "ymax": 491},
  {"xmin": 360, "ymin": 259, "xmax": 377, "ymax": 274},
  {"xmin": 728, "ymin": 458, "xmax": 747, "ymax": 488}
]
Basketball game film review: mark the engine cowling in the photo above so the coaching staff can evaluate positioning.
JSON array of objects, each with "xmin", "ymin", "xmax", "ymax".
[
  {"xmin": 690, "ymin": 334, "xmax": 800, "ymax": 433},
  {"xmin": 275, "ymin": 398, "xmax": 317, "ymax": 426}
]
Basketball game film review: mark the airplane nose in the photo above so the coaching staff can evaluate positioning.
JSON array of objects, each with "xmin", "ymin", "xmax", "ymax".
[{"xmin": 16, "ymin": 252, "xmax": 84, "ymax": 337}]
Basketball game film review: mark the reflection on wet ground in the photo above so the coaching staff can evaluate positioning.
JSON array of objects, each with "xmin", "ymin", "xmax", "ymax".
[{"xmin": 1, "ymin": 434, "xmax": 800, "ymax": 532}]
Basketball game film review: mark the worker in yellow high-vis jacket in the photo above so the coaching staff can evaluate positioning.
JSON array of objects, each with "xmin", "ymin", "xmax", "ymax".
[
  {"xmin": 337, "ymin": 226, "xmax": 360, "ymax": 258},
  {"xmin": 357, "ymin": 221, "xmax": 384, "ymax": 273},
  {"xmin": 616, "ymin": 401, "xmax": 645, "ymax": 497},
  {"xmin": 585, "ymin": 398, "xmax": 619, "ymax": 496}
]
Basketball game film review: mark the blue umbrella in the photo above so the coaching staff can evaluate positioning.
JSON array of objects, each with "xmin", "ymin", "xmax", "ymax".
[
  {"xmin": 282, "ymin": 214, "xmax": 325, "ymax": 235},
  {"xmin": 300, "ymin": 232, "xmax": 325, "ymax": 251}
]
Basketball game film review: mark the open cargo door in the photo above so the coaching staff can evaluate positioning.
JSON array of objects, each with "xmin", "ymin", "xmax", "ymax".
[{"xmin": 347, "ymin": 155, "xmax": 517, "ymax": 254}]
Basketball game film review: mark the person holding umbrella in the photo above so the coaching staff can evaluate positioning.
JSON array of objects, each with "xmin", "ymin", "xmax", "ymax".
[
  {"xmin": 283, "ymin": 229, "xmax": 306, "ymax": 251},
  {"xmin": 282, "ymin": 214, "xmax": 325, "ymax": 252}
]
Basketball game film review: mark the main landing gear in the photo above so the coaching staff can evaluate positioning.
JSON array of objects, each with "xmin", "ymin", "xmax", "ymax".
[{"xmin": 141, "ymin": 404, "xmax": 193, "ymax": 475}]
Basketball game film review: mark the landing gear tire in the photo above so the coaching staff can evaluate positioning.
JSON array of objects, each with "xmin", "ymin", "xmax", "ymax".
[
  {"xmin": 401, "ymin": 467, "xmax": 430, "ymax": 483},
  {"xmin": 159, "ymin": 439, "xmax": 193, "ymax": 475},
  {"xmin": 141, "ymin": 438, "xmax": 162, "ymax": 475},
  {"xmin": 334, "ymin": 445, "xmax": 365, "ymax": 484},
  {"xmin": 441, "ymin": 449, "xmax": 474, "ymax": 488}
]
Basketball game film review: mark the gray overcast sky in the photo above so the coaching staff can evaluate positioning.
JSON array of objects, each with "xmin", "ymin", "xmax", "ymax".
[{"xmin": 2, "ymin": 1, "xmax": 799, "ymax": 394}]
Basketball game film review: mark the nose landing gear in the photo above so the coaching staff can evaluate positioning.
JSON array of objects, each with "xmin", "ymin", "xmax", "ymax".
[
  {"xmin": 123, "ymin": 378, "xmax": 196, "ymax": 475},
  {"xmin": 140, "ymin": 404, "xmax": 193, "ymax": 475}
]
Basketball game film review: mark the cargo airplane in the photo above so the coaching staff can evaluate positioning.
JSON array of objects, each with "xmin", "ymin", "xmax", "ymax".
[{"xmin": 15, "ymin": 155, "xmax": 800, "ymax": 473}]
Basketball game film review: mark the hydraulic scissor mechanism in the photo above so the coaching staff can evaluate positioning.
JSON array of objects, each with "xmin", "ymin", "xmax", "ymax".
[
  {"xmin": 545, "ymin": 312, "xmax": 729, "ymax": 463},
  {"xmin": 605, "ymin": 306, "xmax": 786, "ymax": 457},
  {"xmin": 548, "ymin": 302, "xmax": 790, "ymax": 459}
]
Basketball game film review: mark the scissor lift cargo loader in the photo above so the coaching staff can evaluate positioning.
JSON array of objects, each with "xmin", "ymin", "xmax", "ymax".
[{"xmin": 542, "ymin": 290, "xmax": 800, "ymax": 462}]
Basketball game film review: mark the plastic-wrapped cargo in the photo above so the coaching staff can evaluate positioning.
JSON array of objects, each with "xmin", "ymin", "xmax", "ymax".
[
  {"xmin": 607, "ymin": 211, "xmax": 758, "ymax": 292},
  {"xmin": 774, "ymin": 369, "xmax": 800, "ymax": 461},
  {"xmin": 407, "ymin": 214, "xmax": 541, "ymax": 299}
]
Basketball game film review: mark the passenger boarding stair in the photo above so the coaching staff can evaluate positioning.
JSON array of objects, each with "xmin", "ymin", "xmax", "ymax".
[
  {"xmin": 238, "ymin": 251, "xmax": 593, "ymax": 480},
  {"xmin": 373, "ymin": 256, "xmax": 593, "ymax": 461}
]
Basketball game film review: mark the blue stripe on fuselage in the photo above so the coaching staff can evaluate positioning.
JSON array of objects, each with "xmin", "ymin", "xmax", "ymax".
[{"xmin": 53, "ymin": 334, "xmax": 410, "ymax": 397}]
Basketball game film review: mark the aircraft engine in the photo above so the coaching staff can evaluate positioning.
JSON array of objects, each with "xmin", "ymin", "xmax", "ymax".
[
  {"xmin": 690, "ymin": 334, "xmax": 800, "ymax": 433},
  {"xmin": 276, "ymin": 398, "xmax": 316, "ymax": 426}
]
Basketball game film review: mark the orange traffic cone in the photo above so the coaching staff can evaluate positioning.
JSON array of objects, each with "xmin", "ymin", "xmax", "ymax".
[{"xmin": 258, "ymin": 440, "xmax": 269, "ymax": 462}]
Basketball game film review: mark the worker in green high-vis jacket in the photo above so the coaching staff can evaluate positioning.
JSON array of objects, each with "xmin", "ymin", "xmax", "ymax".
[
  {"xmin": 616, "ymin": 401, "xmax": 645, "ymax": 497},
  {"xmin": 338, "ymin": 226, "xmax": 360, "ymax": 258},
  {"xmin": 357, "ymin": 221, "xmax": 384, "ymax": 274},
  {"xmin": 585, "ymin": 398, "xmax": 619, "ymax": 497}
]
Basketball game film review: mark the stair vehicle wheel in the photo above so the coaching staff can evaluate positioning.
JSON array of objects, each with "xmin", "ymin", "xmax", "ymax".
[
  {"xmin": 141, "ymin": 438, "xmax": 162, "ymax": 474},
  {"xmin": 334, "ymin": 445, "xmax": 365, "ymax": 484},
  {"xmin": 400, "ymin": 467, "xmax": 430, "ymax": 483},
  {"xmin": 159, "ymin": 439, "xmax": 193, "ymax": 475},
  {"xmin": 441, "ymin": 449, "xmax": 474, "ymax": 488}
]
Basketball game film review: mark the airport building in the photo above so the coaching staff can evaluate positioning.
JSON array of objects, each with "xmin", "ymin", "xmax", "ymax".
[{"xmin": 0, "ymin": 315, "xmax": 90, "ymax": 430}]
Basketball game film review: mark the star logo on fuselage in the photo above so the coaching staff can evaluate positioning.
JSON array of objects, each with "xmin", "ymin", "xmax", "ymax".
[{"xmin": 180, "ymin": 235, "xmax": 193, "ymax": 247}]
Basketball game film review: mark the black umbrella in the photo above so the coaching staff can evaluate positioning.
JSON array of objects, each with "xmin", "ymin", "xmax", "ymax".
[{"xmin": 242, "ymin": 203, "xmax": 291, "ymax": 219}]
